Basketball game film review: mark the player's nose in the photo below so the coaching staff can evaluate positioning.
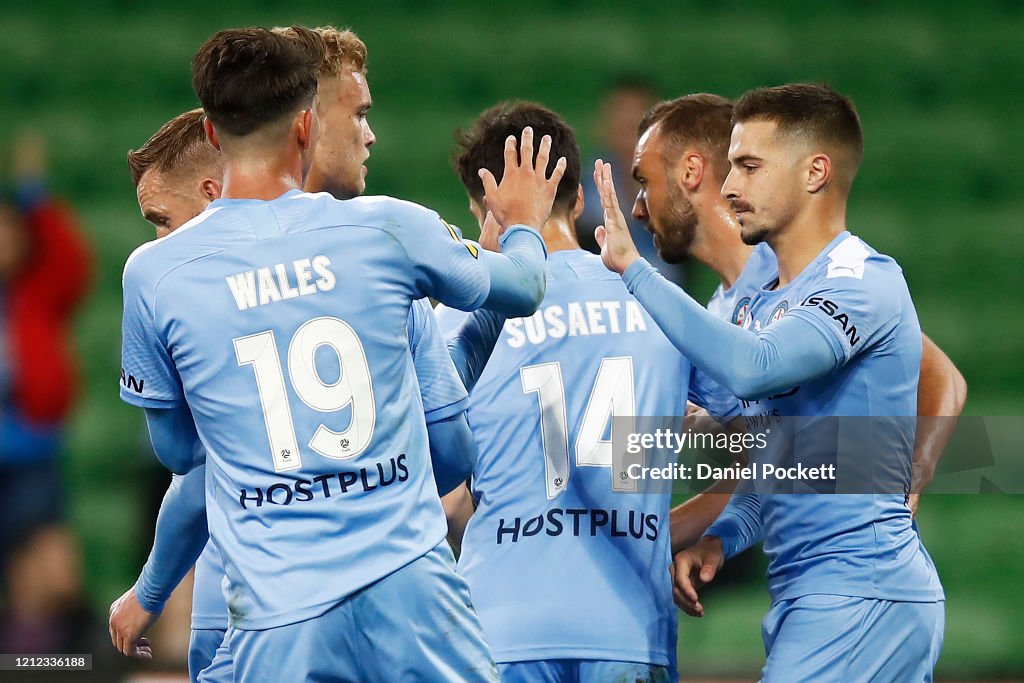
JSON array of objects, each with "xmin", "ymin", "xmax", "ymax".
[
  {"xmin": 632, "ymin": 192, "xmax": 648, "ymax": 223},
  {"xmin": 721, "ymin": 170, "xmax": 739, "ymax": 201},
  {"xmin": 364, "ymin": 123, "xmax": 376, "ymax": 148}
]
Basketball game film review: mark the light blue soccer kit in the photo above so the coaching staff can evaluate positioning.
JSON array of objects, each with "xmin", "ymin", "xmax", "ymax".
[
  {"xmin": 437, "ymin": 249, "xmax": 730, "ymax": 683},
  {"xmin": 134, "ymin": 297, "xmax": 475, "ymax": 681},
  {"xmin": 625, "ymin": 232, "xmax": 944, "ymax": 682},
  {"xmin": 119, "ymin": 189, "xmax": 546, "ymax": 681}
]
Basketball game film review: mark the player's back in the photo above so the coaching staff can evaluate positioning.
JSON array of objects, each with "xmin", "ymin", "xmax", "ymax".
[
  {"xmin": 437, "ymin": 249, "xmax": 688, "ymax": 668},
  {"xmin": 121, "ymin": 190, "xmax": 483, "ymax": 629}
]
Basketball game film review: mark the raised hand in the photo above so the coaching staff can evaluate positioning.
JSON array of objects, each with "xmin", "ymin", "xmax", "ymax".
[
  {"xmin": 479, "ymin": 126, "xmax": 567, "ymax": 231},
  {"xmin": 592, "ymin": 159, "xmax": 641, "ymax": 274},
  {"xmin": 108, "ymin": 586, "xmax": 159, "ymax": 660},
  {"xmin": 670, "ymin": 535, "xmax": 725, "ymax": 617}
]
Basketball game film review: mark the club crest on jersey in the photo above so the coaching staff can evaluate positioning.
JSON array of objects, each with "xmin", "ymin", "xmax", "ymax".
[
  {"xmin": 732, "ymin": 297, "xmax": 751, "ymax": 326},
  {"xmin": 768, "ymin": 301, "xmax": 789, "ymax": 324}
]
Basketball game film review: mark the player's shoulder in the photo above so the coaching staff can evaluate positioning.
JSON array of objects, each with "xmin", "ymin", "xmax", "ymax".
[
  {"xmin": 121, "ymin": 206, "xmax": 225, "ymax": 289},
  {"xmin": 814, "ymin": 233, "xmax": 905, "ymax": 290},
  {"xmin": 328, "ymin": 194, "xmax": 443, "ymax": 228},
  {"xmin": 553, "ymin": 249, "xmax": 621, "ymax": 283}
]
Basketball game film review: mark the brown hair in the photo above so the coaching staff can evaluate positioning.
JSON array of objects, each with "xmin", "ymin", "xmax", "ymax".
[
  {"xmin": 191, "ymin": 26, "xmax": 324, "ymax": 137},
  {"xmin": 273, "ymin": 25, "xmax": 367, "ymax": 78},
  {"xmin": 733, "ymin": 83, "xmax": 864, "ymax": 174},
  {"xmin": 453, "ymin": 101, "xmax": 580, "ymax": 212},
  {"xmin": 127, "ymin": 108, "xmax": 221, "ymax": 187},
  {"xmin": 638, "ymin": 93, "xmax": 734, "ymax": 180}
]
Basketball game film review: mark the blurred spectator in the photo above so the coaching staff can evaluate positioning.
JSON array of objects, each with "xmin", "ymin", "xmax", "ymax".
[
  {"xmin": 577, "ymin": 76, "xmax": 688, "ymax": 287},
  {"xmin": 0, "ymin": 134, "xmax": 96, "ymax": 655}
]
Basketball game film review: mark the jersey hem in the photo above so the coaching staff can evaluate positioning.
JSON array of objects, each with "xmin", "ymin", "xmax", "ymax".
[
  {"xmin": 119, "ymin": 388, "xmax": 183, "ymax": 408},
  {"xmin": 190, "ymin": 619, "xmax": 230, "ymax": 631},
  {"xmin": 491, "ymin": 645, "xmax": 672, "ymax": 668},
  {"xmin": 423, "ymin": 395, "xmax": 471, "ymax": 424},
  {"xmin": 229, "ymin": 530, "xmax": 447, "ymax": 630},
  {"xmin": 768, "ymin": 586, "xmax": 945, "ymax": 604}
]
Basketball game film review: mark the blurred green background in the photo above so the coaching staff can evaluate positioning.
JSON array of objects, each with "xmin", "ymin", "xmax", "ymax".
[{"xmin": 2, "ymin": 0, "xmax": 1021, "ymax": 678}]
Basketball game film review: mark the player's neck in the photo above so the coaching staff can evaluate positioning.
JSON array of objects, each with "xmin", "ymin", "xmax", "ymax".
[
  {"xmin": 542, "ymin": 213, "xmax": 580, "ymax": 253},
  {"xmin": 770, "ymin": 203, "xmax": 847, "ymax": 288},
  {"xmin": 693, "ymin": 200, "xmax": 754, "ymax": 291},
  {"xmin": 221, "ymin": 157, "xmax": 304, "ymax": 201}
]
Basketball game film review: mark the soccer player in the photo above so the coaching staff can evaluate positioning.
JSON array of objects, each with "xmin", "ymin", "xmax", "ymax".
[
  {"xmin": 110, "ymin": 109, "xmax": 227, "ymax": 679},
  {"xmin": 111, "ymin": 28, "xmax": 512, "ymax": 677},
  {"xmin": 118, "ymin": 26, "xmax": 563, "ymax": 681},
  {"xmin": 594, "ymin": 84, "xmax": 946, "ymax": 681},
  {"xmin": 626, "ymin": 94, "xmax": 967, "ymax": 548},
  {"xmin": 436, "ymin": 101, "xmax": 737, "ymax": 683}
]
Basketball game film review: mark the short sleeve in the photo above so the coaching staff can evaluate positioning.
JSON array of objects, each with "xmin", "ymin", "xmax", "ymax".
[
  {"xmin": 120, "ymin": 251, "xmax": 184, "ymax": 408},
  {"xmin": 786, "ymin": 259, "xmax": 903, "ymax": 367},
  {"xmin": 407, "ymin": 299, "xmax": 470, "ymax": 423}
]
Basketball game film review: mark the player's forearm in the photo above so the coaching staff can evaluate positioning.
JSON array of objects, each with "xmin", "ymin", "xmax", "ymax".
[
  {"xmin": 445, "ymin": 308, "xmax": 506, "ymax": 392},
  {"xmin": 427, "ymin": 411, "xmax": 478, "ymax": 497},
  {"xmin": 912, "ymin": 335, "xmax": 968, "ymax": 492},
  {"xmin": 669, "ymin": 478, "xmax": 738, "ymax": 554},
  {"xmin": 144, "ymin": 405, "xmax": 205, "ymax": 474},
  {"xmin": 479, "ymin": 226, "xmax": 547, "ymax": 317},
  {"xmin": 704, "ymin": 490, "xmax": 763, "ymax": 560},
  {"xmin": 623, "ymin": 259, "xmax": 836, "ymax": 399},
  {"xmin": 135, "ymin": 466, "xmax": 209, "ymax": 613}
]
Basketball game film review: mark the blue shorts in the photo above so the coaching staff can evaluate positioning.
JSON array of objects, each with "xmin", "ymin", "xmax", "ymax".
[
  {"xmin": 230, "ymin": 542, "xmax": 497, "ymax": 682},
  {"xmin": 189, "ymin": 627, "xmax": 227, "ymax": 683},
  {"xmin": 196, "ymin": 629, "xmax": 232, "ymax": 683},
  {"xmin": 761, "ymin": 595, "xmax": 944, "ymax": 682},
  {"xmin": 498, "ymin": 659, "xmax": 671, "ymax": 683}
]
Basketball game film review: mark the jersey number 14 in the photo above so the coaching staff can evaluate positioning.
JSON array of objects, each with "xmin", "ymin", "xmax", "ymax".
[{"xmin": 521, "ymin": 356, "xmax": 642, "ymax": 498}]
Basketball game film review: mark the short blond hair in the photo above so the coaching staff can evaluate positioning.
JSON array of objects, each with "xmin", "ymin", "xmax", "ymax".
[
  {"xmin": 127, "ymin": 108, "xmax": 221, "ymax": 187},
  {"xmin": 273, "ymin": 25, "xmax": 367, "ymax": 77}
]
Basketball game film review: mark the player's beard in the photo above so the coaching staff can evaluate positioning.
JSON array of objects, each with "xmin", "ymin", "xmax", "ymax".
[
  {"xmin": 733, "ymin": 199, "xmax": 770, "ymax": 245},
  {"xmin": 740, "ymin": 222, "xmax": 770, "ymax": 246},
  {"xmin": 652, "ymin": 182, "xmax": 697, "ymax": 264}
]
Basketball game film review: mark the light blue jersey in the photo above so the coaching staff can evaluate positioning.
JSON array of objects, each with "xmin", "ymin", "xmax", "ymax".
[
  {"xmin": 120, "ymin": 189, "xmax": 519, "ymax": 630},
  {"xmin": 706, "ymin": 243, "xmax": 776, "ymax": 325},
  {"xmin": 706, "ymin": 232, "xmax": 943, "ymax": 603},
  {"xmin": 191, "ymin": 543, "xmax": 226, "ymax": 630},
  {"xmin": 437, "ymin": 249, "xmax": 719, "ymax": 669},
  {"xmin": 184, "ymin": 295, "xmax": 472, "ymax": 633}
]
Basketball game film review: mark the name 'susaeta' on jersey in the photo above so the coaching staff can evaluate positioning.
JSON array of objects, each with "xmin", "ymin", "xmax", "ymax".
[{"xmin": 504, "ymin": 300, "xmax": 650, "ymax": 348}]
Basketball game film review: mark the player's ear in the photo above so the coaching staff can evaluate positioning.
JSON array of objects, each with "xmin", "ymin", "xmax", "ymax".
[
  {"xmin": 204, "ymin": 119, "xmax": 221, "ymax": 151},
  {"xmin": 201, "ymin": 177, "xmax": 222, "ymax": 201},
  {"xmin": 807, "ymin": 153, "xmax": 832, "ymax": 194},
  {"xmin": 297, "ymin": 109, "xmax": 316, "ymax": 151},
  {"xmin": 678, "ymin": 151, "xmax": 704, "ymax": 192},
  {"xmin": 572, "ymin": 184, "xmax": 584, "ymax": 220}
]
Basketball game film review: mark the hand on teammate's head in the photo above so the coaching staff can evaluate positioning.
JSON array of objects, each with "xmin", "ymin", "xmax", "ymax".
[{"xmin": 478, "ymin": 127, "xmax": 567, "ymax": 232}]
